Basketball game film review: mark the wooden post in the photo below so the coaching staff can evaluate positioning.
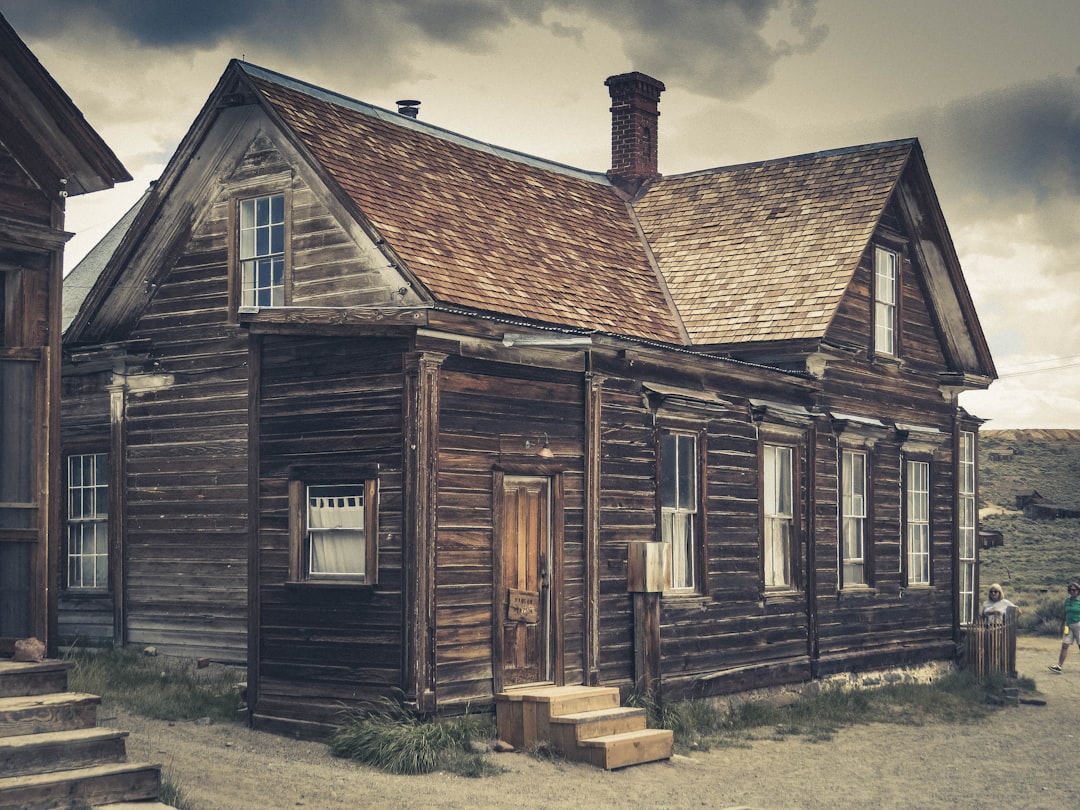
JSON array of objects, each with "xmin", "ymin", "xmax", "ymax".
[
  {"xmin": 402, "ymin": 352, "xmax": 445, "ymax": 712},
  {"xmin": 628, "ymin": 541, "xmax": 669, "ymax": 696},
  {"xmin": 584, "ymin": 371, "xmax": 603, "ymax": 686}
]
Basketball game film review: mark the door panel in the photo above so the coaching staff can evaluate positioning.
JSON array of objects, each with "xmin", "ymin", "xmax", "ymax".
[
  {"xmin": 0, "ymin": 357, "xmax": 39, "ymax": 646},
  {"xmin": 499, "ymin": 476, "xmax": 550, "ymax": 687}
]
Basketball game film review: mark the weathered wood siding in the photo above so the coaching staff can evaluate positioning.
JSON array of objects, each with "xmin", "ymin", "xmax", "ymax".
[
  {"xmin": 121, "ymin": 194, "xmax": 250, "ymax": 660},
  {"xmin": 591, "ymin": 352, "xmax": 817, "ymax": 699},
  {"xmin": 254, "ymin": 334, "xmax": 407, "ymax": 730},
  {"xmin": 811, "ymin": 233, "xmax": 960, "ymax": 673}
]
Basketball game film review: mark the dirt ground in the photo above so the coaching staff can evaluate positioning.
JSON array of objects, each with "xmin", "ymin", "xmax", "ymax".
[{"xmin": 110, "ymin": 635, "xmax": 1077, "ymax": 810}]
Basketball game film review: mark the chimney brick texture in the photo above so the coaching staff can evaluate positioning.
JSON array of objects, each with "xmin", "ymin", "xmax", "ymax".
[{"xmin": 605, "ymin": 72, "xmax": 666, "ymax": 184}]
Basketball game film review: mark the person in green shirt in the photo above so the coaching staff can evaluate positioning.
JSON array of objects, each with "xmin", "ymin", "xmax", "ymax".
[{"xmin": 1048, "ymin": 582, "xmax": 1080, "ymax": 672}]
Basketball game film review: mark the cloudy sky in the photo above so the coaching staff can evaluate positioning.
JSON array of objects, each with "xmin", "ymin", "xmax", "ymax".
[{"xmin": 5, "ymin": 0, "xmax": 1080, "ymax": 428}]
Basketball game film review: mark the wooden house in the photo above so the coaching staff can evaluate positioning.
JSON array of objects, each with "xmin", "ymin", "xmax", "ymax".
[
  {"xmin": 0, "ymin": 13, "xmax": 129, "ymax": 655},
  {"xmin": 61, "ymin": 63, "xmax": 995, "ymax": 737}
]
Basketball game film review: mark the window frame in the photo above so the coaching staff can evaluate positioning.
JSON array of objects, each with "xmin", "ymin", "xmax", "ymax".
[
  {"xmin": 657, "ymin": 427, "xmax": 706, "ymax": 595},
  {"xmin": 287, "ymin": 464, "xmax": 379, "ymax": 586},
  {"xmin": 762, "ymin": 441, "xmax": 800, "ymax": 592},
  {"xmin": 64, "ymin": 451, "xmax": 110, "ymax": 592},
  {"xmin": 903, "ymin": 457, "xmax": 932, "ymax": 587},
  {"xmin": 229, "ymin": 185, "xmax": 292, "ymax": 321},
  {"xmin": 239, "ymin": 193, "xmax": 286, "ymax": 309},
  {"xmin": 873, "ymin": 245, "xmax": 899, "ymax": 357},
  {"xmin": 957, "ymin": 430, "xmax": 978, "ymax": 624},
  {"xmin": 840, "ymin": 448, "xmax": 872, "ymax": 589}
]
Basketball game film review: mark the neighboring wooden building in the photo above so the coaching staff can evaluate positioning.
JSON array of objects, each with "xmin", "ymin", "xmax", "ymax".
[
  {"xmin": 0, "ymin": 13, "xmax": 129, "ymax": 655},
  {"xmin": 61, "ymin": 63, "xmax": 995, "ymax": 736}
]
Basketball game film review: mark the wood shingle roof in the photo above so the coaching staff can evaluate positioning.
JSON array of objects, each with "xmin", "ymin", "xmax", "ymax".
[
  {"xmin": 69, "ymin": 59, "xmax": 992, "ymax": 381},
  {"xmin": 633, "ymin": 142, "xmax": 913, "ymax": 346},
  {"xmin": 250, "ymin": 70, "xmax": 684, "ymax": 344},
  {"xmin": 247, "ymin": 63, "xmax": 916, "ymax": 350}
]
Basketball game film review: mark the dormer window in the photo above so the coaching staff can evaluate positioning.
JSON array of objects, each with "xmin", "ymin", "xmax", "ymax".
[
  {"xmin": 873, "ymin": 246, "xmax": 898, "ymax": 356},
  {"xmin": 239, "ymin": 193, "xmax": 285, "ymax": 308}
]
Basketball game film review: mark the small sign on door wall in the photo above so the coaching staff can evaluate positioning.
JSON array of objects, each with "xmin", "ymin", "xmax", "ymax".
[{"xmin": 507, "ymin": 589, "xmax": 540, "ymax": 623}]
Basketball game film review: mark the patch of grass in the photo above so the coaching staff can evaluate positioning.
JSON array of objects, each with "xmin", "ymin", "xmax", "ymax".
[
  {"xmin": 329, "ymin": 699, "xmax": 503, "ymax": 777},
  {"xmin": 648, "ymin": 667, "xmax": 1018, "ymax": 750},
  {"xmin": 627, "ymin": 690, "xmax": 727, "ymax": 751},
  {"xmin": 66, "ymin": 647, "xmax": 243, "ymax": 723},
  {"xmin": 159, "ymin": 771, "xmax": 198, "ymax": 810}
]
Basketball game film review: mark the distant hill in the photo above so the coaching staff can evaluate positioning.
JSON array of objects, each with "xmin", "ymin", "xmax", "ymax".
[{"xmin": 981, "ymin": 429, "xmax": 1080, "ymax": 509}]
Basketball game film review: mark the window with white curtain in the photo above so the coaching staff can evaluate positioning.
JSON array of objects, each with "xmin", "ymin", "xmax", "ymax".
[
  {"xmin": 307, "ymin": 484, "xmax": 366, "ymax": 578},
  {"xmin": 764, "ymin": 444, "xmax": 795, "ymax": 589},
  {"xmin": 289, "ymin": 472, "xmax": 378, "ymax": 585},
  {"xmin": 660, "ymin": 431, "xmax": 700, "ymax": 592},
  {"xmin": 842, "ymin": 449, "xmax": 868, "ymax": 587}
]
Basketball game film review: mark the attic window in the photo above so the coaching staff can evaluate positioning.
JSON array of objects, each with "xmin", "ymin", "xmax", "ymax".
[
  {"xmin": 873, "ymin": 246, "xmax": 898, "ymax": 356},
  {"xmin": 239, "ymin": 194, "xmax": 285, "ymax": 308}
]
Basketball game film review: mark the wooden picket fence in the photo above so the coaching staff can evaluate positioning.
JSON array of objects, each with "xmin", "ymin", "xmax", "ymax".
[{"xmin": 963, "ymin": 609, "xmax": 1018, "ymax": 681}]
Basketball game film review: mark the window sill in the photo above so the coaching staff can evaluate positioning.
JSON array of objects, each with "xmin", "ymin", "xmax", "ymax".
[
  {"xmin": 837, "ymin": 586, "xmax": 876, "ymax": 601},
  {"xmin": 900, "ymin": 584, "xmax": 934, "ymax": 595},
  {"xmin": 763, "ymin": 588, "xmax": 803, "ymax": 601},
  {"xmin": 660, "ymin": 591, "xmax": 711, "ymax": 607},
  {"xmin": 285, "ymin": 579, "xmax": 375, "ymax": 591}
]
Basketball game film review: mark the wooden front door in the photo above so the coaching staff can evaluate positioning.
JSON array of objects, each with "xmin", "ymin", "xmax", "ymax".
[
  {"xmin": 0, "ymin": 356, "xmax": 45, "ymax": 652},
  {"xmin": 496, "ymin": 475, "xmax": 552, "ymax": 688}
]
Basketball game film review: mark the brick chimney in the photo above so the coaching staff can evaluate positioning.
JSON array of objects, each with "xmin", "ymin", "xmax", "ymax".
[{"xmin": 605, "ymin": 72, "xmax": 666, "ymax": 193}]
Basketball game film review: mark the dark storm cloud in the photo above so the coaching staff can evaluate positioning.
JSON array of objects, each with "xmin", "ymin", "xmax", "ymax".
[
  {"xmin": 932, "ymin": 76, "xmax": 1080, "ymax": 203},
  {"xmin": 899, "ymin": 73, "xmax": 1080, "ymax": 261},
  {"xmin": 2, "ymin": 0, "xmax": 255, "ymax": 46},
  {"xmin": 591, "ymin": 0, "xmax": 827, "ymax": 98},
  {"xmin": 2, "ymin": 0, "xmax": 825, "ymax": 98}
]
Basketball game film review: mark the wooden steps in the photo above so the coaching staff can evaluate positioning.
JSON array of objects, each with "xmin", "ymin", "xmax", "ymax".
[
  {"xmin": 495, "ymin": 684, "xmax": 673, "ymax": 770},
  {"xmin": 0, "ymin": 658, "xmax": 169, "ymax": 809},
  {"xmin": 0, "ymin": 727, "xmax": 130, "ymax": 777}
]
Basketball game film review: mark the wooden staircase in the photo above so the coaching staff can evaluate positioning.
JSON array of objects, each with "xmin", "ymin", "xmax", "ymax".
[
  {"xmin": 495, "ymin": 684, "xmax": 673, "ymax": 770},
  {"xmin": 0, "ymin": 659, "xmax": 170, "ymax": 809}
]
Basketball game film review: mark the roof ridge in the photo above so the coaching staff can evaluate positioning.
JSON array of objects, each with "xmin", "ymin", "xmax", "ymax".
[
  {"xmin": 237, "ymin": 60, "xmax": 612, "ymax": 185},
  {"xmin": 664, "ymin": 138, "xmax": 917, "ymax": 181}
]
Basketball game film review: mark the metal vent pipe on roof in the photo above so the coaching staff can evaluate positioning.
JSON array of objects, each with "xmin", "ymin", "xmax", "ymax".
[{"xmin": 396, "ymin": 100, "xmax": 420, "ymax": 118}]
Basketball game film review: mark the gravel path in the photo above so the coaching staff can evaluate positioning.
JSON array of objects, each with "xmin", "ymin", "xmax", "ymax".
[{"xmin": 112, "ymin": 634, "xmax": 1073, "ymax": 810}]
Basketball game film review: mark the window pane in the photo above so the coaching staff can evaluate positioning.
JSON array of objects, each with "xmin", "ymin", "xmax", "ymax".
[
  {"xmin": 677, "ymin": 434, "xmax": 696, "ymax": 511},
  {"xmin": 256, "ymin": 195, "xmax": 269, "ymax": 226},
  {"xmin": 666, "ymin": 512, "xmax": 694, "ymax": 590},
  {"xmin": 307, "ymin": 484, "xmax": 366, "ymax": 577},
  {"xmin": 660, "ymin": 433, "xmax": 677, "ymax": 508},
  {"xmin": 765, "ymin": 518, "xmax": 791, "ymax": 587},
  {"xmin": 310, "ymin": 530, "xmax": 366, "ymax": 576},
  {"xmin": 239, "ymin": 198, "xmax": 254, "ymax": 230}
]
